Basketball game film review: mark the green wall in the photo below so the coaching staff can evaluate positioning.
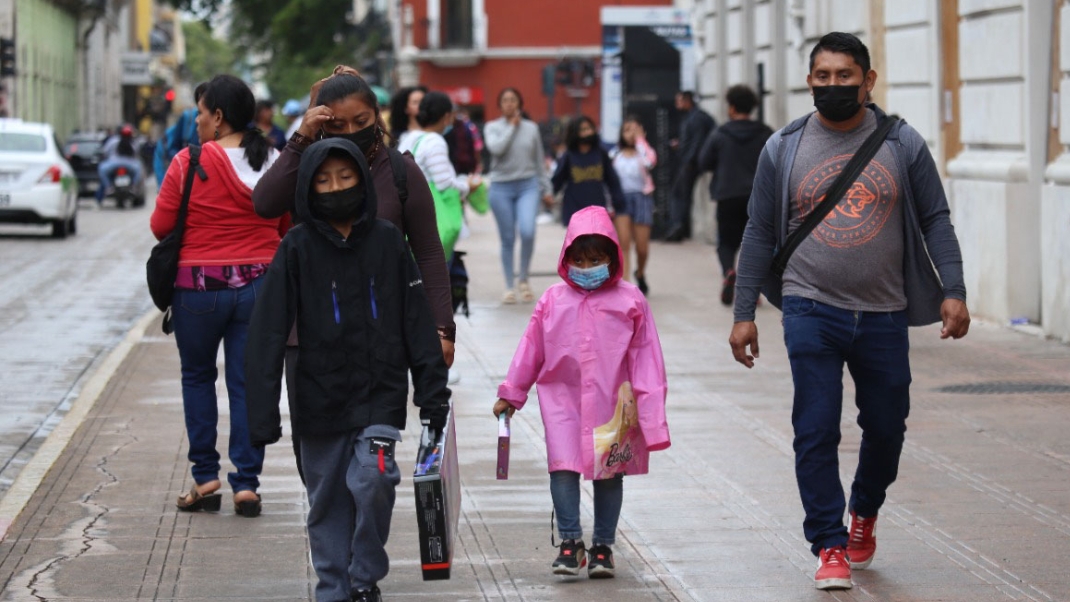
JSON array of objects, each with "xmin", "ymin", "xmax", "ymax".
[{"xmin": 15, "ymin": 0, "xmax": 78, "ymax": 139}]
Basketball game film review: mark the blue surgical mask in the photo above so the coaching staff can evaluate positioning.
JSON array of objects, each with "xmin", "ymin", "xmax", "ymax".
[
  {"xmin": 443, "ymin": 124, "xmax": 454, "ymax": 136},
  {"xmin": 568, "ymin": 264, "xmax": 610, "ymax": 290}
]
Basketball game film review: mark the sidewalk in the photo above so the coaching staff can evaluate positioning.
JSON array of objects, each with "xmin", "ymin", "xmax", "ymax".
[{"xmin": 1, "ymin": 210, "xmax": 1070, "ymax": 601}]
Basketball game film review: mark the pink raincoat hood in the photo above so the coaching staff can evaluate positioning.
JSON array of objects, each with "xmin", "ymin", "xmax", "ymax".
[
  {"xmin": 498, "ymin": 207, "xmax": 670, "ymax": 479},
  {"xmin": 557, "ymin": 206, "xmax": 626, "ymax": 289}
]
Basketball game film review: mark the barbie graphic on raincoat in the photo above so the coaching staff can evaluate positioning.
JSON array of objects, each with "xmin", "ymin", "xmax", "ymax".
[{"xmin": 497, "ymin": 206, "xmax": 670, "ymax": 480}]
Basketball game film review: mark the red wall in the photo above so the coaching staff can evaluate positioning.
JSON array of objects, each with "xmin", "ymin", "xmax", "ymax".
[
  {"xmin": 417, "ymin": 59, "xmax": 598, "ymax": 124},
  {"xmin": 406, "ymin": 0, "xmax": 671, "ymax": 124},
  {"xmin": 409, "ymin": 0, "xmax": 665, "ymax": 49}
]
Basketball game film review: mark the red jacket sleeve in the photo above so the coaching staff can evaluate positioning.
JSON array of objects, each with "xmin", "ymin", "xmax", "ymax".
[{"xmin": 150, "ymin": 149, "xmax": 188, "ymax": 240}]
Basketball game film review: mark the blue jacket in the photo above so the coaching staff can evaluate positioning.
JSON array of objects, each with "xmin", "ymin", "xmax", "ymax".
[
  {"xmin": 734, "ymin": 104, "xmax": 966, "ymax": 327},
  {"xmin": 153, "ymin": 108, "xmax": 199, "ymax": 186}
]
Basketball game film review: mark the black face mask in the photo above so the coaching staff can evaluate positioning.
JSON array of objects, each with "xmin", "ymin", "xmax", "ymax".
[
  {"xmin": 326, "ymin": 124, "xmax": 378, "ymax": 155},
  {"xmin": 310, "ymin": 186, "xmax": 365, "ymax": 222},
  {"xmin": 813, "ymin": 85, "xmax": 863, "ymax": 122},
  {"xmin": 580, "ymin": 133, "xmax": 600, "ymax": 147}
]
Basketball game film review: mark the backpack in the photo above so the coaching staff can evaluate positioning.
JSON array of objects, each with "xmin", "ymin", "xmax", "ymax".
[
  {"xmin": 387, "ymin": 145, "xmax": 409, "ymax": 205},
  {"xmin": 154, "ymin": 108, "xmax": 199, "ymax": 185},
  {"xmin": 448, "ymin": 251, "xmax": 469, "ymax": 317},
  {"xmin": 444, "ymin": 118, "xmax": 478, "ymax": 174}
]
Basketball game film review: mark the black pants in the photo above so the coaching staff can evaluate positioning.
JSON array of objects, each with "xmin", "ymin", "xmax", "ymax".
[
  {"xmin": 716, "ymin": 195, "xmax": 750, "ymax": 277},
  {"xmin": 669, "ymin": 164, "xmax": 699, "ymax": 236}
]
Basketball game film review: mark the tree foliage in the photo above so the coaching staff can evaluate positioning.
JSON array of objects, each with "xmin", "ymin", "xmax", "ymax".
[
  {"xmin": 170, "ymin": 0, "xmax": 384, "ymax": 102},
  {"xmin": 181, "ymin": 20, "xmax": 239, "ymax": 88}
]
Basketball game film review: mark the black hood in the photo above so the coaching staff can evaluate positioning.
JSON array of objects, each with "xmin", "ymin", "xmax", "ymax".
[
  {"xmin": 720, "ymin": 119, "xmax": 771, "ymax": 143},
  {"xmin": 295, "ymin": 138, "xmax": 378, "ymax": 242}
]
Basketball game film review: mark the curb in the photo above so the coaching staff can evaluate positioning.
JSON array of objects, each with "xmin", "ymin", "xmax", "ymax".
[{"xmin": 0, "ymin": 309, "xmax": 159, "ymax": 541}]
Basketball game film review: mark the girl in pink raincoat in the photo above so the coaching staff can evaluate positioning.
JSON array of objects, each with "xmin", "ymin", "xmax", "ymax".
[{"xmin": 493, "ymin": 205, "xmax": 669, "ymax": 579}]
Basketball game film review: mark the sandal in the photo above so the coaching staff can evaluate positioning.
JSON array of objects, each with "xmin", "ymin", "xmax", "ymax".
[
  {"xmin": 234, "ymin": 492, "xmax": 262, "ymax": 518},
  {"xmin": 176, "ymin": 484, "xmax": 222, "ymax": 512},
  {"xmin": 518, "ymin": 282, "xmax": 534, "ymax": 303},
  {"xmin": 502, "ymin": 289, "xmax": 517, "ymax": 304}
]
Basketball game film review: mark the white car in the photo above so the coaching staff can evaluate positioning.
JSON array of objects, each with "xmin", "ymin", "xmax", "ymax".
[{"xmin": 0, "ymin": 119, "xmax": 78, "ymax": 238}]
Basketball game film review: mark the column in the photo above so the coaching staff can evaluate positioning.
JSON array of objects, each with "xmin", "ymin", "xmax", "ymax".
[
  {"xmin": 946, "ymin": 0, "xmax": 1051, "ymax": 324},
  {"xmin": 1042, "ymin": 1, "xmax": 1070, "ymax": 342}
]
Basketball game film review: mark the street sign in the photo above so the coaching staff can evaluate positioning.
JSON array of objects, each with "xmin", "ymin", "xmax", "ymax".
[{"xmin": 120, "ymin": 53, "xmax": 152, "ymax": 86}]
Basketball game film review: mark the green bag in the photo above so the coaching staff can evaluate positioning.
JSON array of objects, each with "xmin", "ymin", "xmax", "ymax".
[
  {"xmin": 467, "ymin": 181, "xmax": 489, "ymax": 215},
  {"xmin": 412, "ymin": 134, "xmax": 464, "ymax": 261}
]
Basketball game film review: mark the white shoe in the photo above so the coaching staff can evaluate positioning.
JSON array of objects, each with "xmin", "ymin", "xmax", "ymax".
[{"xmin": 448, "ymin": 368, "xmax": 461, "ymax": 384}]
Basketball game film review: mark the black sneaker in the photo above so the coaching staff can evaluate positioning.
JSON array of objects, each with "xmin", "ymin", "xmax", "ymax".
[
  {"xmin": 587, "ymin": 544, "xmax": 615, "ymax": 578},
  {"xmin": 352, "ymin": 585, "xmax": 382, "ymax": 602},
  {"xmin": 552, "ymin": 539, "xmax": 586, "ymax": 575},
  {"xmin": 721, "ymin": 269, "xmax": 736, "ymax": 306},
  {"xmin": 634, "ymin": 271, "xmax": 649, "ymax": 296}
]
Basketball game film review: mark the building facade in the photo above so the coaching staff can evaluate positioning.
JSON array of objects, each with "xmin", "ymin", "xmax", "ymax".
[
  {"xmin": 79, "ymin": 3, "xmax": 124, "ymax": 133},
  {"xmin": 0, "ymin": 0, "xmax": 182, "ymax": 140},
  {"xmin": 3, "ymin": 0, "xmax": 80, "ymax": 137},
  {"xmin": 393, "ymin": 0, "xmax": 671, "ymax": 124},
  {"xmin": 685, "ymin": 0, "xmax": 1070, "ymax": 342}
]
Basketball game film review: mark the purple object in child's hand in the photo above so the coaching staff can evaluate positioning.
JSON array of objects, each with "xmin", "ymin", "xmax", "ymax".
[{"xmin": 496, "ymin": 413, "xmax": 510, "ymax": 480}]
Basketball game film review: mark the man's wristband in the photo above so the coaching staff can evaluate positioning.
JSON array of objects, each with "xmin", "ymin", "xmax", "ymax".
[{"xmin": 437, "ymin": 327, "xmax": 456, "ymax": 343}]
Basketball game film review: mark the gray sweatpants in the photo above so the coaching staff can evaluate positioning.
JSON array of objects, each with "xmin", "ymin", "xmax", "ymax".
[{"xmin": 300, "ymin": 424, "xmax": 402, "ymax": 602}]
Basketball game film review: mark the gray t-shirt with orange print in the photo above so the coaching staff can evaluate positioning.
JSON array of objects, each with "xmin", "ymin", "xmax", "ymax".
[{"xmin": 782, "ymin": 110, "xmax": 907, "ymax": 311}]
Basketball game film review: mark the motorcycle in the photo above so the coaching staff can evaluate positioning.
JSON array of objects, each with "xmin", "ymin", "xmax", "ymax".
[{"xmin": 106, "ymin": 164, "xmax": 146, "ymax": 209}]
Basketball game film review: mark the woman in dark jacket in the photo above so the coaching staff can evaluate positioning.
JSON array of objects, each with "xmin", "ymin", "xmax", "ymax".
[{"xmin": 252, "ymin": 71, "xmax": 455, "ymax": 357}]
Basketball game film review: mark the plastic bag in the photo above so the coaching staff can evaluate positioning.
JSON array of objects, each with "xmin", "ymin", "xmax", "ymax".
[{"xmin": 592, "ymin": 382, "xmax": 643, "ymax": 479}]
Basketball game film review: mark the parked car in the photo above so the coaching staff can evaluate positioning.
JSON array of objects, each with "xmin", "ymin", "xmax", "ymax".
[
  {"xmin": 63, "ymin": 131, "xmax": 106, "ymax": 198},
  {"xmin": 0, "ymin": 119, "xmax": 78, "ymax": 238}
]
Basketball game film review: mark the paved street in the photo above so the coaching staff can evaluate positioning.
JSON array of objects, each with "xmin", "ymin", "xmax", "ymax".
[
  {"xmin": 0, "ymin": 205, "xmax": 1068, "ymax": 601},
  {"xmin": 0, "ymin": 194, "xmax": 158, "ymax": 497}
]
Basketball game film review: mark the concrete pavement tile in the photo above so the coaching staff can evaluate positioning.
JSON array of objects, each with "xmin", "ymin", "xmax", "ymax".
[
  {"xmin": 851, "ymin": 582, "xmax": 1029, "ymax": 602},
  {"xmin": 169, "ymin": 564, "xmax": 311, "ymax": 600},
  {"xmin": 683, "ymin": 586, "xmax": 837, "ymax": 602}
]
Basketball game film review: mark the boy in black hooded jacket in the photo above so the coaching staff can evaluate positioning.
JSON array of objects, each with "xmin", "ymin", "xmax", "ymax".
[{"xmin": 245, "ymin": 138, "xmax": 450, "ymax": 602}]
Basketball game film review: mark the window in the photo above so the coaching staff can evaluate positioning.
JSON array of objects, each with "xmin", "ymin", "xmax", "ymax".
[
  {"xmin": 442, "ymin": 0, "xmax": 473, "ymax": 49},
  {"xmin": 0, "ymin": 133, "xmax": 46, "ymax": 152}
]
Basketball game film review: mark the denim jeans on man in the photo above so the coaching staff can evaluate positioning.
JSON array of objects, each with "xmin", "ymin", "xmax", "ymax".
[
  {"xmin": 550, "ymin": 471, "xmax": 623, "ymax": 546},
  {"xmin": 781, "ymin": 296, "xmax": 911, "ymax": 554},
  {"xmin": 172, "ymin": 278, "xmax": 265, "ymax": 494},
  {"xmin": 488, "ymin": 176, "xmax": 540, "ymax": 289},
  {"xmin": 96, "ymin": 157, "xmax": 142, "ymax": 202}
]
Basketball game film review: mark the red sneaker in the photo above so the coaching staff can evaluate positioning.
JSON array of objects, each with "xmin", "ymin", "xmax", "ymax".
[
  {"xmin": 815, "ymin": 546, "xmax": 852, "ymax": 590},
  {"xmin": 847, "ymin": 511, "xmax": 877, "ymax": 569},
  {"xmin": 720, "ymin": 269, "xmax": 736, "ymax": 306}
]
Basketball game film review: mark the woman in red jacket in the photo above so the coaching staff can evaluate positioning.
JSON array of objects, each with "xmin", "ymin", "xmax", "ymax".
[{"xmin": 151, "ymin": 75, "xmax": 289, "ymax": 518}]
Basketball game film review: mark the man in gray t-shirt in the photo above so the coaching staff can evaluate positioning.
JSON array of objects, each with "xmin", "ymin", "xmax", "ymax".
[
  {"xmin": 784, "ymin": 109, "xmax": 906, "ymax": 311},
  {"xmin": 728, "ymin": 32, "xmax": 971, "ymax": 591}
]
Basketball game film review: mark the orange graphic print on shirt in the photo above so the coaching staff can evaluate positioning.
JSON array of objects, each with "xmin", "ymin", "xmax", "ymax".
[{"xmin": 796, "ymin": 154, "xmax": 898, "ymax": 248}]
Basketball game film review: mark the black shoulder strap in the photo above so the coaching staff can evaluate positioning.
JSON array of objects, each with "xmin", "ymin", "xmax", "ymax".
[
  {"xmin": 771, "ymin": 115, "xmax": 899, "ymax": 277},
  {"xmin": 172, "ymin": 144, "xmax": 208, "ymax": 244},
  {"xmin": 387, "ymin": 147, "xmax": 409, "ymax": 206}
]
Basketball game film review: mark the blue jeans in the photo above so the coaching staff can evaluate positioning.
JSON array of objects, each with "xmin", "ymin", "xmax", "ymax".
[
  {"xmin": 489, "ymin": 176, "xmax": 540, "ymax": 289},
  {"xmin": 781, "ymin": 296, "xmax": 911, "ymax": 555},
  {"xmin": 550, "ymin": 471, "xmax": 623, "ymax": 546},
  {"xmin": 172, "ymin": 278, "xmax": 265, "ymax": 493},
  {"xmin": 96, "ymin": 157, "xmax": 142, "ymax": 202}
]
